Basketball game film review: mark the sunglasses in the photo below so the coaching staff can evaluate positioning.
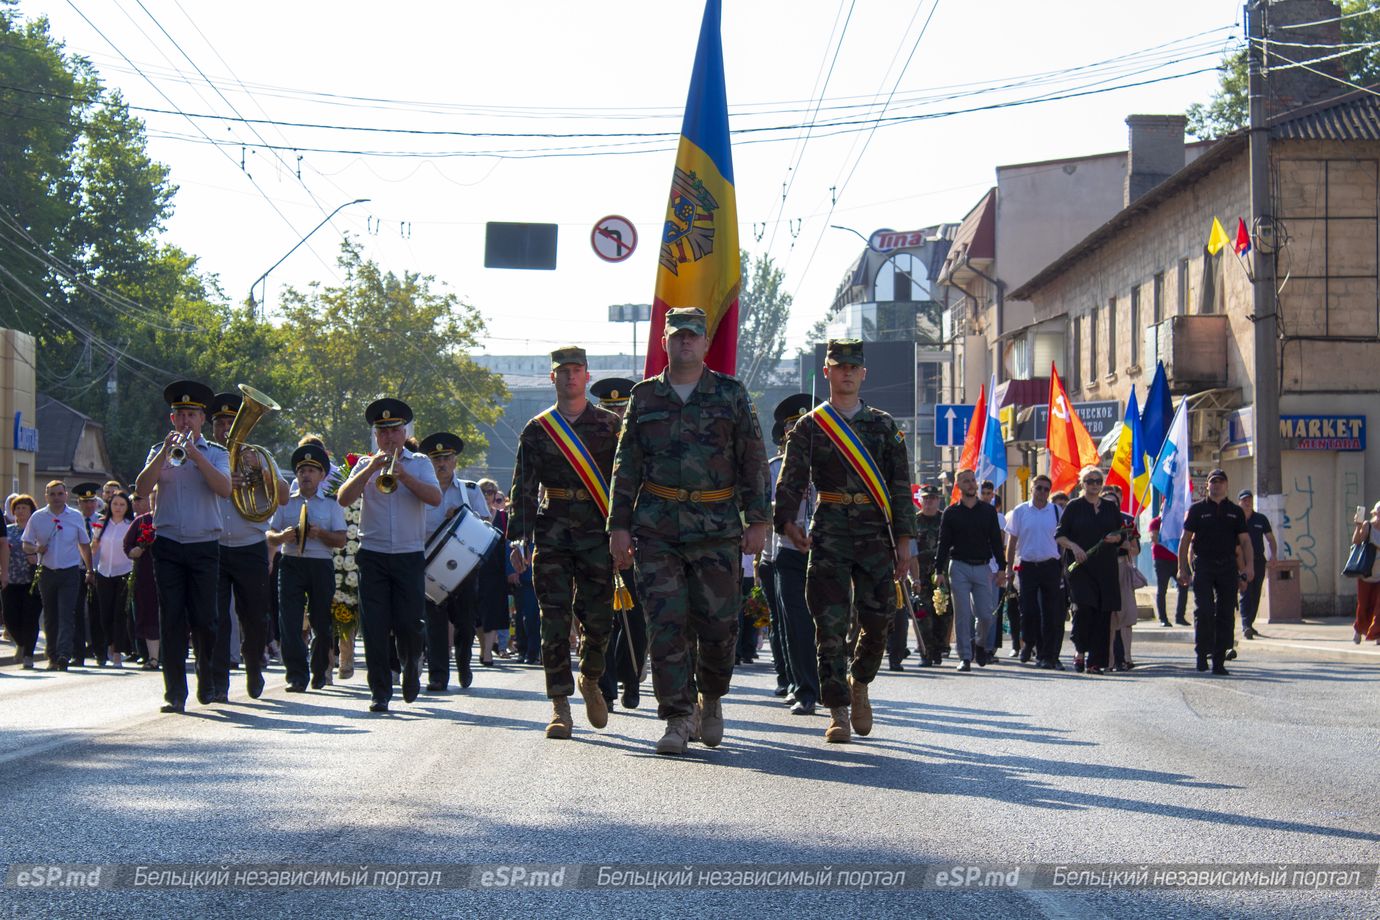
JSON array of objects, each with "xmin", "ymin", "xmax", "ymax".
[
  {"xmin": 1083, "ymin": 478, "xmax": 1104, "ymax": 486},
  {"xmin": 1033, "ymin": 485, "xmax": 1050, "ymax": 491}
]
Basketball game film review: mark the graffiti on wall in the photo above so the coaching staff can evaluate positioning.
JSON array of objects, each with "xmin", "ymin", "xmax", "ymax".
[{"xmin": 1281, "ymin": 475, "xmax": 1320, "ymax": 594}]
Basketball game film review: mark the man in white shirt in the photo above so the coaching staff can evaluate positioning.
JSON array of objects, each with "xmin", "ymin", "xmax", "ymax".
[
  {"xmin": 1005, "ymin": 473, "xmax": 1067, "ymax": 669},
  {"xmin": 22, "ymin": 480, "xmax": 93, "ymax": 670}
]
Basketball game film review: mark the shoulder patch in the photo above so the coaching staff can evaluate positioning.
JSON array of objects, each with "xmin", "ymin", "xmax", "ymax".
[
  {"xmin": 894, "ymin": 429, "xmax": 906, "ymax": 444},
  {"xmin": 750, "ymin": 405, "xmax": 762, "ymax": 440}
]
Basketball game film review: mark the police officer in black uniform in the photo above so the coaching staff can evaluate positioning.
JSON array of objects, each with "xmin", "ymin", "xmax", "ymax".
[
  {"xmin": 135, "ymin": 380, "xmax": 233, "ymax": 713},
  {"xmin": 1177, "ymin": 469, "xmax": 1253, "ymax": 675}
]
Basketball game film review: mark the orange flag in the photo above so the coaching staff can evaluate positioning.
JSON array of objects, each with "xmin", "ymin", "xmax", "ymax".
[
  {"xmin": 950, "ymin": 383, "xmax": 987, "ymax": 504},
  {"xmin": 1046, "ymin": 365, "xmax": 1099, "ymax": 494}
]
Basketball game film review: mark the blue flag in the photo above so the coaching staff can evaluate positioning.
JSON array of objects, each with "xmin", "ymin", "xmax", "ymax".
[{"xmin": 1140, "ymin": 361, "xmax": 1174, "ymax": 470}]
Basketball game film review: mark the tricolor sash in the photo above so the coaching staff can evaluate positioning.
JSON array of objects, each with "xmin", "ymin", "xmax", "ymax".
[
  {"xmin": 535, "ymin": 408, "xmax": 610, "ymax": 518},
  {"xmin": 811, "ymin": 404, "xmax": 892, "ymax": 525}
]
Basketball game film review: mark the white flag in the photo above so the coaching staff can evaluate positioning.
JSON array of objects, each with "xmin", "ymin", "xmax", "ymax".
[{"xmin": 1148, "ymin": 399, "xmax": 1192, "ymax": 544}]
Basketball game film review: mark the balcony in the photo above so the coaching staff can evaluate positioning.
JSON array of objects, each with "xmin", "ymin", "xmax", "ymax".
[{"xmin": 1147, "ymin": 315, "xmax": 1229, "ymax": 393}]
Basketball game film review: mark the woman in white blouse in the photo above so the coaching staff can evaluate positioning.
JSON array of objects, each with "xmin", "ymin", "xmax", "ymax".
[{"xmin": 91, "ymin": 492, "xmax": 135, "ymax": 668}]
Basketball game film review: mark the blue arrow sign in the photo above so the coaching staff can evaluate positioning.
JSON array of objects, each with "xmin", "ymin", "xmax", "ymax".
[{"xmin": 934, "ymin": 404, "xmax": 975, "ymax": 447}]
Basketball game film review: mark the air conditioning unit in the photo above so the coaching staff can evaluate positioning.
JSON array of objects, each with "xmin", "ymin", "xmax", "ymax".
[{"xmin": 1190, "ymin": 411, "xmax": 1221, "ymax": 445}]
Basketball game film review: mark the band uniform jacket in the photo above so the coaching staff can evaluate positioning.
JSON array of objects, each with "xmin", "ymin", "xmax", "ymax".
[
  {"xmin": 773, "ymin": 401, "xmax": 916, "ymax": 541},
  {"xmin": 508, "ymin": 402, "xmax": 621, "ymax": 550},
  {"xmin": 608, "ymin": 367, "xmax": 770, "ymax": 542}
]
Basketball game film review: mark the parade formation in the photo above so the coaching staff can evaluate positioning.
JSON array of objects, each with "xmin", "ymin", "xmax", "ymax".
[{"xmin": 11, "ymin": 314, "xmax": 1285, "ymax": 758}]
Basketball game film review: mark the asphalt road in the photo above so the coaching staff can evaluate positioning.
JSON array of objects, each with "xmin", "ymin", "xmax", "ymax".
[{"xmin": 0, "ymin": 638, "xmax": 1375, "ymax": 919}]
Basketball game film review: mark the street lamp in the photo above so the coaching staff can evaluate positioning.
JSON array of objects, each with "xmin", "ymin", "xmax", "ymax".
[
  {"xmin": 247, "ymin": 197, "xmax": 371, "ymax": 315},
  {"xmin": 608, "ymin": 303, "xmax": 651, "ymax": 378}
]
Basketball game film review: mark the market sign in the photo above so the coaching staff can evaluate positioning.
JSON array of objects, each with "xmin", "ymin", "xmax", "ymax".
[{"xmin": 1279, "ymin": 415, "xmax": 1365, "ymax": 451}]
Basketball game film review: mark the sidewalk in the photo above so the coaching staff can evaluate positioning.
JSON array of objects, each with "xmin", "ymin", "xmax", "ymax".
[{"xmin": 1130, "ymin": 586, "xmax": 1379, "ymax": 663}]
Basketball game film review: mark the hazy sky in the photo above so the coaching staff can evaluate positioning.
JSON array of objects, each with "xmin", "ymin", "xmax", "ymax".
[{"xmin": 23, "ymin": 0, "xmax": 1243, "ymax": 362}]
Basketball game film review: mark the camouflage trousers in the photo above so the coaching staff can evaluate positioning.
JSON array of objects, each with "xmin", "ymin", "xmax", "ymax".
[
  {"xmin": 633, "ymin": 536, "xmax": 740, "ymax": 720},
  {"xmin": 912, "ymin": 571, "xmax": 952, "ymax": 659},
  {"xmin": 805, "ymin": 532, "xmax": 898, "ymax": 709},
  {"xmin": 532, "ymin": 541, "xmax": 614, "ymax": 699}
]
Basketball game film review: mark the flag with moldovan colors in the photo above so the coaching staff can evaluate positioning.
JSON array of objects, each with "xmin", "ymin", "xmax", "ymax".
[{"xmin": 644, "ymin": 0, "xmax": 740, "ymax": 378}]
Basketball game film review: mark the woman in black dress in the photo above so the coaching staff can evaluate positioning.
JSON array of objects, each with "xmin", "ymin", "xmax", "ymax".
[{"xmin": 1056, "ymin": 466, "xmax": 1125, "ymax": 674}]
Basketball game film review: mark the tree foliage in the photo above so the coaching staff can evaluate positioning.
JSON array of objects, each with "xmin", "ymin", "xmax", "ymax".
[
  {"xmin": 735, "ymin": 250, "xmax": 793, "ymax": 398},
  {"xmin": 1187, "ymin": 1, "xmax": 1380, "ymax": 139},
  {"xmin": 277, "ymin": 240, "xmax": 507, "ymax": 459}
]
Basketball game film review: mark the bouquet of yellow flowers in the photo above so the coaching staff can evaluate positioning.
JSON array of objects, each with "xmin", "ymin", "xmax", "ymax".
[
  {"xmin": 932, "ymin": 584, "xmax": 951, "ymax": 616},
  {"xmin": 744, "ymin": 585, "xmax": 771, "ymax": 629}
]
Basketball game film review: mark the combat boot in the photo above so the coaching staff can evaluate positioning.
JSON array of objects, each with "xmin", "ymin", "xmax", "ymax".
[
  {"xmin": 655, "ymin": 715, "xmax": 692, "ymax": 755},
  {"xmin": 825, "ymin": 706, "xmax": 851, "ymax": 743},
  {"xmin": 698, "ymin": 693, "xmax": 723, "ymax": 748},
  {"xmin": 849, "ymin": 676, "xmax": 873, "ymax": 736},
  {"xmin": 688, "ymin": 700, "xmax": 702, "ymax": 742},
  {"xmin": 577, "ymin": 675, "xmax": 608, "ymax": 729},
  {"xmin": 545, "ymin": 697, "xmax": 573, "ymax": 739}
]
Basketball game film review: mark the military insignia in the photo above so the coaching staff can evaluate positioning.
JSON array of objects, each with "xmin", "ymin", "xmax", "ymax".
[
  {"xmin": 659, "ymin": 167, "xmax": 718, "ymax": 275},
  {"xmin": 181, "ymin": 393, "xmax": 190, "ymax": 403},
  {"xmin": 750, "ymin": 406, "xmax": 762, "ymax": 441},
  {"xmin": 895, "ymin": 429, "xmax": 906, "ymax": 444},
  {"xmin": 382, "ymin": 409, "xmax": 392, "ymax": 419}
]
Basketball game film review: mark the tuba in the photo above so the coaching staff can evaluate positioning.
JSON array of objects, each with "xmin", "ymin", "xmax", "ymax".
[{"xmin": 227, "ymin": 384, "xmax": 284, "ymax": 523}]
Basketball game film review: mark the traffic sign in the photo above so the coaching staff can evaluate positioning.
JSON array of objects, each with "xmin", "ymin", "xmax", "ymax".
[
  {"xmin": 591, "ymin": 215, "xmax": 637, "ymax": 262},
  {"xmin": 934, "ymin": 404, "xmax": 975, "ymax": 447}
]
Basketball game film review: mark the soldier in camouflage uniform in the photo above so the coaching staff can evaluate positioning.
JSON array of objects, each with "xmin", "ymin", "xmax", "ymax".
[
  {"xmin": 911, "ymin": 484, "xmax": 948, "ymax": 667},
  {"xmin": 774, "ymin": 339, "xmax": 915, "ymax": 744},
  {"xmin": 508, "ymin": 347, "xmax": 622, "ymax": 740},
  {"xmin": 608, "ymin": 307, "xmax": 770, "ymax": 756}
]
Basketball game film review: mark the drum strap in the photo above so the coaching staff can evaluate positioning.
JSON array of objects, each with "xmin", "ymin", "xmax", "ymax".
[{"xmin": 535, "ymin": 408, "xmax": 610, "ymax": 519}]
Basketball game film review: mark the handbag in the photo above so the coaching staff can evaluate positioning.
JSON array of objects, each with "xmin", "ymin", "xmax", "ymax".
[
  {"xmin": 1342, "ymin": 525, "xmax": 1376, "ymax": 578},
  {"xmin": 1130, "ymin": 565, "xmax": 1149, "ymax": 590}
]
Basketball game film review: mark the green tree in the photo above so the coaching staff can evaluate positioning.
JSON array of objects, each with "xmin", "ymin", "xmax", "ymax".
[
  {"xmin": 1187, "ymin": 1, "xmax": 1380, "ymax": 138},
  {"xmin": 277, "ymin": 239, "xmax": 507, "ymax": 462},
  {"xmin": 735, "ymin": 250, "xmax": 793, "ymax": 398}
]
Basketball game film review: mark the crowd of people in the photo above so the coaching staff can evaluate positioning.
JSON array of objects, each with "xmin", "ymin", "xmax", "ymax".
[{"xmin": 2, "ymin": 316, "xmax": 1370, "ymax": 753}]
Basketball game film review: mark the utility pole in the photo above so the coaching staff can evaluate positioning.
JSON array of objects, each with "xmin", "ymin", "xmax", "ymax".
[{"xmin": 1246, "ymin": 0, "xmax": 1283, "ymax": 502}]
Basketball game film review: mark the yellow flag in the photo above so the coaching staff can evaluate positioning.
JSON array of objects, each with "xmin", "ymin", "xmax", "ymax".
[{"xmin": 1206, "ymin": 217, "xmax": 1230, "ymax": 255}]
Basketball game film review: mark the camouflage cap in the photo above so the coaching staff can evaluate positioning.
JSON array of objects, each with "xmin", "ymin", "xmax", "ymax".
[
  {"xmin": 550, "ymin": 346, "xmax": 587, "ymax": 369},
  {"xmin": 665, "ymin": 307, "xmax": 707, "ymax": 335},
  {"xmin": 825, "ymin": 339, "xmax": 864, "ymax": 366}
]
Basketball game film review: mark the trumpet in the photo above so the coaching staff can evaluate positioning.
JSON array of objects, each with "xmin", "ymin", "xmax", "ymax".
[
  {"xmin": 167, "ymin": 429, "xmax": 194, "ymax": 466},
  {"xmin": 376, "ymin": 450, "xmax": 401, "ymax": 493}
]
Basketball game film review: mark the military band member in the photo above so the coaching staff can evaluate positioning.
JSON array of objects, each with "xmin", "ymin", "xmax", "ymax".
[
  {"xmin": 73, "ymin": 481, "xmax": 103, "ymax": 666},
  {"xmin": 769, "ymin": 394, "xmax": 821, "ymax": 716},
  {"xmin": 135, "ymin": 380, "xmax": 233, "ymax": 713},
  {"xmin": 608, "ymin": 308, "xmax": 771, "ymax": 755},
  {"xmin": 591, "ymin": 376, "xmax": 648, "ymax": 711},
  {"xmin": 910, "ymin": 485, "xmax": 947, "ymax": 667},
  {"xmin": 21, "ymin": 480, "xmax": 93, "ymax": 670},
  {"xmin": 508, "ymin": 348, "xmax": 620, "ymax": 739},
  {"xmin": 418, "ymin": 431, "xmax": 476, "ymax": 692},
  {"xmin": 209, "ymin": 391, "xmax": 287, "ymax": 702},
  {"xmin": 774, "ymin": 339, "xmax": 914, "ymax": 744},
  {"xmin": 336, "ymin": 398, "xmax": 441, "ymax": 713},
  {"xmin": 268, "ymin": 444, "xmax": 347, "ymax": 692}
]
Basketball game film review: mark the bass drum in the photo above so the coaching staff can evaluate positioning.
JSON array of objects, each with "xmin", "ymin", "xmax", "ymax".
[{"xmin": 423, "ymin": 505, "xmax": 500, "ymax": 605}]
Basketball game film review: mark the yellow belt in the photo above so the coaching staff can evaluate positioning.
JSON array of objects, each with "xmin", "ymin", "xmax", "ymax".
[
  {"xmin": 642, "ymin": 482, "xmax": 734, "ymax": 503},
  {"xmin": 817, "ymin": 491, "xmax": 874, "ymax": 506},
  {"xmin": 544, "ymin": 487, "xmax": 591, "ymax": 501}
]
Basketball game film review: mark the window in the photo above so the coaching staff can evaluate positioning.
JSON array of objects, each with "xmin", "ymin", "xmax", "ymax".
[
  {"xmin": 1200, "ymin": 252, "xmax": 1219, "ymax": 314},
  {"xmin": 873, "ymin": 252, "xmax": 928, "ymax": 303},
  {"xmin": 1089, "ymin": 307, "xmax": 1099, "ymax": 380},
  {"xmin": 1130, "ymin": 285, "xmax": 1141, "ymax": 366},
  {"xmin": 1177, "ymin": 258, "xmax": 1190, "ymax": 315},
  {"xmin": 1072, "ymin": 316, "xmax": 1082, "ymax": 390},
  {"xmin": 1152, "ymin": 272, "xmax": 1164, "ymax": 324},
  {"xmin": 1106, "ymin": 297, "xmax": 1117, "ymax": 373}
]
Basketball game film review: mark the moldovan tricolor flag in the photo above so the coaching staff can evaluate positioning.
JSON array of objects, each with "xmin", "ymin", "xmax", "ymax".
[
  {"xmin": 644, "ymin": 0, "xmax": 740, "ymax": 377},
  {"xmin": 1106, "ymin": 387, "xmax": 1148, "ymax": 514},
  {"xmin": 951, "ymin": 383, "xmax": 988, "ymax": 504},
  {"xmin": 1046, "ymin": 364, "xmax": 1100, "ymax": 495}
]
